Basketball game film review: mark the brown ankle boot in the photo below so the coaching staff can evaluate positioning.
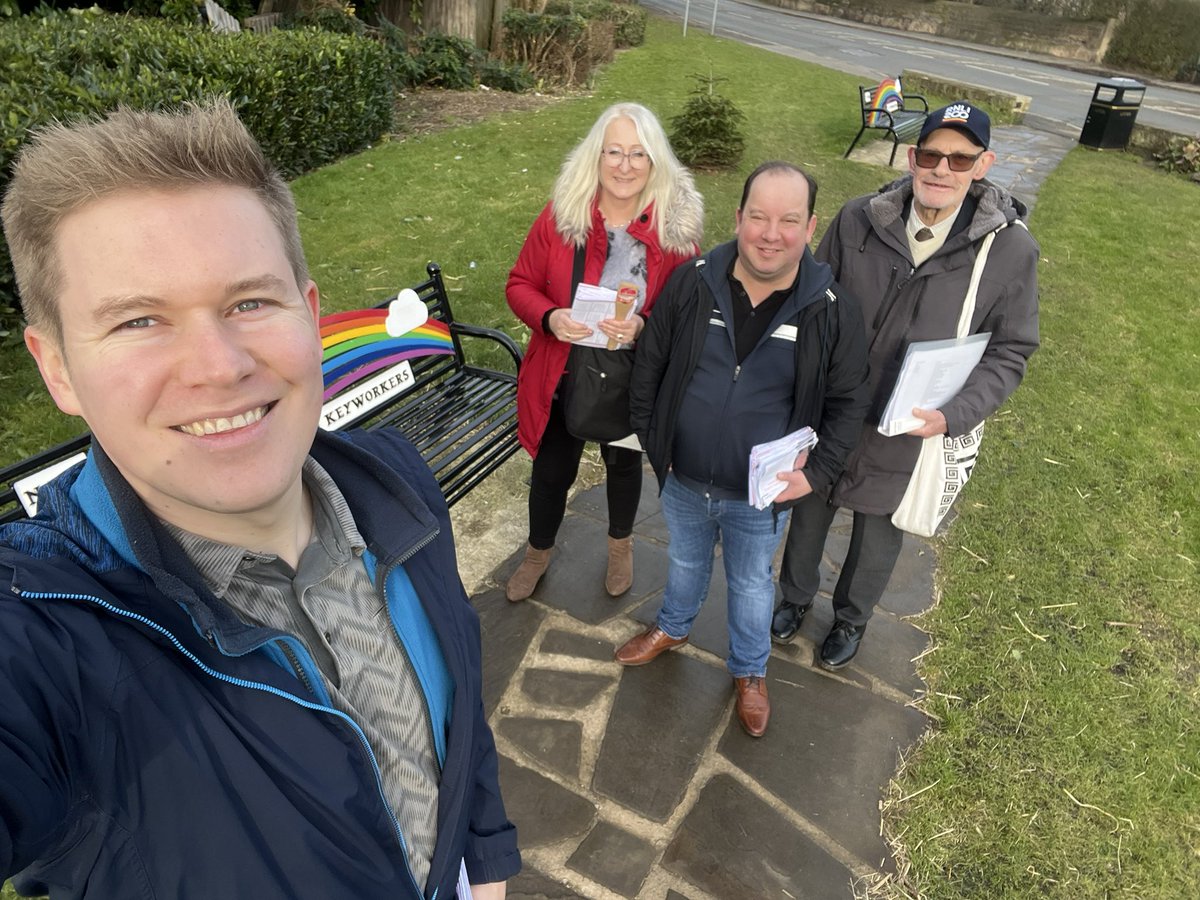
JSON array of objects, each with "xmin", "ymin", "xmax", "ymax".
[
  {"xmin": 506, "ymin": 544, "xmax": 552, "ymax": 602},
  {"xmin": 605, "ymin": 536, "xmax": 634, "ymax": 596}
]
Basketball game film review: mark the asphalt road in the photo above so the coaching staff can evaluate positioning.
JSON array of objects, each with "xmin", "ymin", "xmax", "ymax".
[{"xmin": 642, "ymin": 0, "xmax": 1200, "ymax": 137}]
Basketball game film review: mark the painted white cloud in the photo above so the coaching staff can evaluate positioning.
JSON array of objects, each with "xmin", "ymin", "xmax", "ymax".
[{"xmin": 385, "ymin": 289, "xmax": 427, "ymax": 337}]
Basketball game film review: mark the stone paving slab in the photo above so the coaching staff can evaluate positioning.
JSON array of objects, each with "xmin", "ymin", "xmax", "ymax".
[
  {"xmin": 539, "ymin": 629, "xmax": 614, "ymax": 661},
  {"xmin": 521, "ymin": 668, "xmax": 612, "ymax": 709},
  {"xmin": 499, "ymin": 755, "xmax": 596, "ymax": 849},
  {"xmin": 500, "ymin": 514, "xmax": 669, "ymax": 625},
  {"xmin": 662, "ymin": 773, "xmax": 854, "ymax": 899},
  {"xmin": 498, "ymin": 716, "xmax": 584, "ymax": 783},
  {"xmin": 474, "ymin": 585, "xmax": 546, "ymax": 718},
  {"xmin": 566, "ymin": 820, "xmax": 658, "ymax": 897},
  {"xmin": 507, "ymin": 866, "xmax": 583, "ymax": 899},
  {"xmin": 718, "ymin": 656, "xmax": 927, "ymax": 867},
  {"xmin": 773, "ymin": 602, "xmax": 930, "ymax": 697},
  {"xmin": 593, "ymin": 652, "xmax": 732, "ymax": 822}
]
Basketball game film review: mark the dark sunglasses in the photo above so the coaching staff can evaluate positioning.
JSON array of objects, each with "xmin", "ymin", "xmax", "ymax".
[{"xmin": 913, "ymin": 148, "xmax": 984, "ymax": 172}]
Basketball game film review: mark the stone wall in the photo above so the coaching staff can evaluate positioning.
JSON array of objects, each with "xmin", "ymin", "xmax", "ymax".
[
  {"xmin": 766, "ymin": 0, "xmax": 1117, "ymax": 62},
  {"xmin": 900, "ymin": 70, "xmax": 1032, "ymax": 123}
]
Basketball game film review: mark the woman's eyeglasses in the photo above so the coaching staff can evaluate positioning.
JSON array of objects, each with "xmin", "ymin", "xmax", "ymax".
[
  {"xmin": 601, "ymin": 147, "xmax": 651, "ymax": 169},
  {"xmin": 912, "ymin": 148, "xmax": 984, "ymax": 172}
]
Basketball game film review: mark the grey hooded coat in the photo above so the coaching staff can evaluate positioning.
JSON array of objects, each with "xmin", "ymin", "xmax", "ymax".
[{"xmin": 819, "ymin": 176, "xmax": 1040, "ymax": 515}]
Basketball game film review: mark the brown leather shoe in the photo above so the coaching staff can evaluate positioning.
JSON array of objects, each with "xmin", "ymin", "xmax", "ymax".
[
  {"xmin": 506, "ymin": 544, "xmax": 552, "ymax": 602},
  {"xmin": 733, "ymin": 675, "xmax": 770, "ymax": 737},
  {"xmin": 614, "ymin": 624, "xmax": 688, "ymax": 666},
  {"xmin": 605, "ymin": 536, "xmax": 634, "ymax": 596}
]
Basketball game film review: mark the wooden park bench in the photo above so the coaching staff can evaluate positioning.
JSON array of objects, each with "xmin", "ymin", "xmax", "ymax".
[
  {"xmin": 0, "ymin": 262, "xmax": 522, "ymax": 523},
  {"xmin": 844, "ymin": 77, "xmax": 929, "ymax": 166}
]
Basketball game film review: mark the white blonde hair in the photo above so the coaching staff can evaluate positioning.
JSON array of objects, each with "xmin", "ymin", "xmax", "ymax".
[{"xmin": 550, "ymin": 102, "xmax": 691, "ymax": 248}]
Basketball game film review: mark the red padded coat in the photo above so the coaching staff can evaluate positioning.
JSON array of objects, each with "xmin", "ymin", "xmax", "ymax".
[{"xmin": 506, "ymin": 200, "xmax": 699, "ymax": 456}]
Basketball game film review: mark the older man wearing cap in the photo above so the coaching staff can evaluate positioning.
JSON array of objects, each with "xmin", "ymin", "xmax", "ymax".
[{"xmin": 771, "ymin": 101, "xmax": 1039, "ymax": 669}]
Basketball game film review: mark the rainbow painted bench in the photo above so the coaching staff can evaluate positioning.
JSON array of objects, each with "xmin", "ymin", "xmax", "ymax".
[
  {"xmin": 0, "ymin": 263, "xmax": 522, "ymax": 522},
  {"xmin": 845, "ymin": 77, "xmax": 929, "ymax": 166}
]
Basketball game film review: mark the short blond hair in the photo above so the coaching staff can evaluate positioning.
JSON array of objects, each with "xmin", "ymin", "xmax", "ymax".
[{"xmin": 1, "ymin": 98, "xmax": 308, "ymax": 344}]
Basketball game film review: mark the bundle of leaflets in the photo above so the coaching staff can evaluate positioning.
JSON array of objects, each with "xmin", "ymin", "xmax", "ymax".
[{"xmin": 748, "ymin": 427, "xmax": 819, "ymax": 510}]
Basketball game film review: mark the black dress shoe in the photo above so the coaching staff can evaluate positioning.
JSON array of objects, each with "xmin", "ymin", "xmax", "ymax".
[
  {"xmin": 819, "ymin": 620, "xmax": 867, "ymax": 670},
  {"xmin": 770, "ymin": 601, "xmax": 812, "ymax": 644}
]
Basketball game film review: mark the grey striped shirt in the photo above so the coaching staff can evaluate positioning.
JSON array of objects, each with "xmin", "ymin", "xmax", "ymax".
[{"xmin": 164, "ymin": 458, "xmax": 440, "ymax": 890}]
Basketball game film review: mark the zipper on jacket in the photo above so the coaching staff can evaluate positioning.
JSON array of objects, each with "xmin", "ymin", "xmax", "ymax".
[
  {"xmin": 23, "ymin": 586, "xmax": 427, "ymax": 899},
  {"xmin": 379, "ymin": 557, "xmax": 444, "ymax": 781},
  {"xmin": 277, "ymin": 638, "xmax": 317, "ymax": 697},
  {"xmin": 732, "ymin": 364, "xmax": 741, "ymax": 383}
]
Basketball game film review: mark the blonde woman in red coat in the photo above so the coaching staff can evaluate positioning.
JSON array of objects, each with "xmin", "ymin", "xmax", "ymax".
[{"xmin": 506, "ymin": 102, "xmax": 703, "ymax": 602}]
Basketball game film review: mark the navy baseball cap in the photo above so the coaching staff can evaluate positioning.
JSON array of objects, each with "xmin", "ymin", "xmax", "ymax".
[{"xmin": 918, "ymin": 101, "xmax": 991, "ymax": 150}]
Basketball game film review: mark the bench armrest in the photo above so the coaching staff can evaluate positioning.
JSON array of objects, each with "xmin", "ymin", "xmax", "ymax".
[
  {"xmin": 450, "ymin": 322, "xmax": 523, "ymax": 372},
  {"xmin": 905, "ymin": 93, "xmax": 930, "ymax": 112}
]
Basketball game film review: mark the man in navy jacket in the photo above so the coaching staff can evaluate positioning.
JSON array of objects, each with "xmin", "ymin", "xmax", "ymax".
[
  {"xmin": 0, "ymin": 100, "xmax": 518, "ymax": 899},
  {"xmin": 619, "ymin": 162, "xmax": 869, "ymax": 737}
]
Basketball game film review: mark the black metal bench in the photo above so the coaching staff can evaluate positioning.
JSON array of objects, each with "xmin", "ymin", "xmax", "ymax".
[
  {"xmin": 844, "ymin": 77, "xmax": 929, "ymax": 166},
  {"xmin": 0, "ymin": 262, "xmax": 522, "ymax": 523}
]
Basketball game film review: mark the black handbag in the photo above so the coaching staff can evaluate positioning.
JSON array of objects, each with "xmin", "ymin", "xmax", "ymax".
[
  {"xmin": 563, "ymin": 344, "xmax": 635, "ymax": 443},
  {"xmin": 559, "ymin": 242, "xmax": 636, "ymax": 443}
]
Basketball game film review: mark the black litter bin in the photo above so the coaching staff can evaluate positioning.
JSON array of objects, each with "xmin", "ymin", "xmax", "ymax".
[{"xmin": 1079, "ymin": 78, "xmax": 1146, "ymax": 150}]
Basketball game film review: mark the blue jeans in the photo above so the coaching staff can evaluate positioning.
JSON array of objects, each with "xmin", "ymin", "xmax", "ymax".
[{"xmin": 656, "ymin": 474, "xmax": 789, "ymax": 678}]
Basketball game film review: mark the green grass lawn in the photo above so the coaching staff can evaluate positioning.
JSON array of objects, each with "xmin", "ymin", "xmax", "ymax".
[{"xmin": 2, "ymin": 14, "xmax": 1197, "ymax": 899}]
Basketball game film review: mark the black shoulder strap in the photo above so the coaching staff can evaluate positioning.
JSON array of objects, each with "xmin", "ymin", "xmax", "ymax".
[{"xmin": 571, "ymin": 242, "xmax": 586, "ymax": 297}]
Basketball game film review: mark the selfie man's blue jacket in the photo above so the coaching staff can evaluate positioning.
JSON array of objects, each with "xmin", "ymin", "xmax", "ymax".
[{"xmin": 0, "ymin": 428, "xmax": 519, "ymax": 899}]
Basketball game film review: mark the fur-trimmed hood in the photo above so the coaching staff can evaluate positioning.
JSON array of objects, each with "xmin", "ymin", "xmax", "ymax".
[{"xmin": 869, "ymin": 175, "xmax": 1028, "ymax": 242}]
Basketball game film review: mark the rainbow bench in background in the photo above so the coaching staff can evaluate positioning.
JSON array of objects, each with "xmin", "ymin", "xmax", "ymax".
[
  {"xmin": 845, "ymin": 76, "xmax": 930, "ymax": 166},
  {"xmin": 0, "ymin": 263, "xmax": 523, "ymax": 521}
]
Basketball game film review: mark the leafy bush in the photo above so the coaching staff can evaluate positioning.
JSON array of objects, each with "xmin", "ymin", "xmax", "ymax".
[
  {"xmin": 544, "ymin": 0, "xmax": 646, "ymax": 48},
  {"xmin": 477, "ymin": 57, "xmax": 535, "ymax": 92},
  {"xmin": 1154, "ymin": 136, "xmax": 1200, "ymax": 181},
  {"xmin": 1104, "ymin": 0, "xmax": 1200, "ymax": 78},
  {"xmin": 413, "ymin": 31, "xmax": 481, "ymax": 89},
  {"xmin": 500, "ymin": 7, "xmax": 613, "ymax": 85},
  {"xmin": 669, "ymin": 73, "xmax": 746, "ymax": 170},
  {"xmin": 0, "ymin": 8, "xmax": 394, "ymax": 333}
]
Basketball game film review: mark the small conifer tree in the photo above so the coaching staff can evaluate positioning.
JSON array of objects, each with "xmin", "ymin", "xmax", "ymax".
[{"xmin": 669, "ymin": 72, "xmax": 746, "ymax": 170}]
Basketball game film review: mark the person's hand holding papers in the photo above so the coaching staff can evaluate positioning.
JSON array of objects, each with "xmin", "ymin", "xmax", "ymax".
[
  {"xmin": 773, "ymin": 449, "xmax": 812, "ymax": 503},
  {"xmin": 906, "ymin": 407, "xmax": 948, "ymax": 438},
  {"xmin": 547, "ymin": 308, "xmax": 594, "ymax": 343}
]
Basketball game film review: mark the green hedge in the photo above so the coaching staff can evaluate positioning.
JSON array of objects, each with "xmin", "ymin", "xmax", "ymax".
[
  {"xmin": 1104, "ymin": 0, "xmax": 1200, "ymax": 78},
  {"xmin": 0, "ymin": 9, "xmax": 395, "ymax": 334}
]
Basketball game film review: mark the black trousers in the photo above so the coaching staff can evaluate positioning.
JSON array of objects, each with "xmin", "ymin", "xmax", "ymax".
[
  {"xmin": 779, "ymin": 492, "xmax": 904, "ymax": 627},
  {"xmin": 527, "ymin": 392, "xmax": 642, "ymax": 549}
]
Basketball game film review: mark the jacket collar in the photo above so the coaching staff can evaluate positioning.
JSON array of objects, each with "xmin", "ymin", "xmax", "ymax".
[
  {"xmin": 53, "ymin": 430, "xmax": 438, "ymax": 650},
  {"xmin": 868, "ymin": 175, "xmax": 1027, "ymax": 251},
  {"xmin": 699, "ymin": 240, "xmax": 834, "ymax": 317}
]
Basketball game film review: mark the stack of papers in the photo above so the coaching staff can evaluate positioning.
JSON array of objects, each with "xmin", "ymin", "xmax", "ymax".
[
  {"xmin": 877, "ymin": 333, "xmax": 990, "ymax": 436},
  {"xmin": 748, "ymin": 427, "xmax": 819, "ymax": 510}
]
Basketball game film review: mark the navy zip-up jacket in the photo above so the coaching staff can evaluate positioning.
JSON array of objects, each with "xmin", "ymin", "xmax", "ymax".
[
  {"xmin": 0, "ymin": 428, "xmax": 519, "ymax": 899},
  {"xmin": 630, "ymin": 240, "xmax": 870, "ymax": 506}
]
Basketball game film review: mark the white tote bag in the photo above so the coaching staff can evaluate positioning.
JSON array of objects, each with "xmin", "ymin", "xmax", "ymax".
[{"xmin": 891, "ymin": 227, "xmax": 1003, "ymax": 537}]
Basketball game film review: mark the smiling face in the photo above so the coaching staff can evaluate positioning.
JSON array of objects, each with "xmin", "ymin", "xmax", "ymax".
[
  {"xmin": 734, "ymin": 169, "xmax": 818, "ymax": 294},
  {"xmin": 597, "ymin": 116, "xmax": 651, "ymax": 210},
  {"xmin": 25, "ymin": 185, "xmax": 324, "ymax": 537},
  {"xmin": 908, "ymin": 127, "xmax": 995, "ymax": 225}
]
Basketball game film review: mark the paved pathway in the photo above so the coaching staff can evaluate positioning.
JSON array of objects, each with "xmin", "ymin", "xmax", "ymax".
[{"xmin": 474, "ymin": 127, "xmax": 1073, "ymax": 899}]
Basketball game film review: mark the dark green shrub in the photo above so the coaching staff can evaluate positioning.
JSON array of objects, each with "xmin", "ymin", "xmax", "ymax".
[
  {"xmin": 287, "ymin": 5, "xmax": 368, "ymax": 35},
  {"xmin": 0, "ymin": 8, "xmax": 394, "ymax": 332},
  {"xmin": 413, "ymin": 31, "xmax": 481, "ymax": 89},
  {"xmin": 1104, "ymin": 0, "xmax": 1200, "ymax": 78},
  {"xmin": 669, "ymin": 72, "xmax": 746, "ymax": 170},
  {"xmin": 543, "ymin": 0, "xmax": 645, "ymax": 48},
  {"xmin": 477, "ymin": 57, "xmax": 535, "ymax": 92},
  {"xmin": 500, "ymin": 7, "xmax": 601, "ymax": 85}
]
